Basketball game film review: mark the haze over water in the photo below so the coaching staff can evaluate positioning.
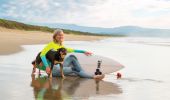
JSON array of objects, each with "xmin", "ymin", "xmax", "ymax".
[{"xmin": 0, "ymin": 37, "xmax": 170, "ymax": 100}]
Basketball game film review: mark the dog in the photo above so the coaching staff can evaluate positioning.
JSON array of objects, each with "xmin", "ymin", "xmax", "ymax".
[{"xmin": 32, "ymin": 48, "xmax": 67, "ymax": 78}]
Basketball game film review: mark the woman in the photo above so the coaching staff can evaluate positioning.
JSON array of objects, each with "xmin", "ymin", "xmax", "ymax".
[{"xmin": 32, "ymin": 29, "xmax": 92, "ymax": 78}]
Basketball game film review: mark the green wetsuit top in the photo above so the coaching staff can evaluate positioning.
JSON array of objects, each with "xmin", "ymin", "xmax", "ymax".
[{"xmin": 40, "ymin": 41, "xmax": 86, "ymax": 68}]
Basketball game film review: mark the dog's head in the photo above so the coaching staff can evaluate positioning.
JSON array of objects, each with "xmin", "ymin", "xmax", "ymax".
[{"xmin": 57, "ymin": 48, "xmax": 67, "ymax": 60}]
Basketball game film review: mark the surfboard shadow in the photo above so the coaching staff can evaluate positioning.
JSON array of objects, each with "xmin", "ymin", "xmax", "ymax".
[{"xmin": 30, "ymin": 75, "xmax": 123, "ymax": 99}]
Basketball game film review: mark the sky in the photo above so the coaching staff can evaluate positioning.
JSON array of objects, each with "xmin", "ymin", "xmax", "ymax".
[{"xmin": 0, "ymin": 0, "xmax": 170, "ymax": 29}]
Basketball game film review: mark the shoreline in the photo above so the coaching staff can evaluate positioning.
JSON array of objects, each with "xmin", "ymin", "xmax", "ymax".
[{"xmin": 0, "ymin": 27, "xmax": 110, "ymax": 55}]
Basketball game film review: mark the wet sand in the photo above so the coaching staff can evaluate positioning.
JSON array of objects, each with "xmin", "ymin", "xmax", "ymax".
[
  {"xmin": 1, "ymin": 37, "xmax": 170, "ymax": 100},
  {"xmin": 0, "ymin": 45, "xmax": 122, "ymax": 100},
  {"xmin": 0, "ymin": 27, "xmax": 109, "ymax": 55},
  {"xmin": 0, "ymin": 41, "xmax": 123, "ymax": 100}
]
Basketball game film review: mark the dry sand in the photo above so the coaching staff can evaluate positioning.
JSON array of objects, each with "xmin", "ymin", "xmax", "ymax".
[{"xmin": 0, "ymin": 27, "xmax": 109, "ymax": 55}]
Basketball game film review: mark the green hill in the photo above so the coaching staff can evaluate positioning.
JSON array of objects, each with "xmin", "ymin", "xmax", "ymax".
[
  {"xmin": 0, "ymin": 18, "xmax": 115, "ymax": 36},
  {"xmin": 0, "ymin": 19, "xmax": 54, "ymax": 32}
]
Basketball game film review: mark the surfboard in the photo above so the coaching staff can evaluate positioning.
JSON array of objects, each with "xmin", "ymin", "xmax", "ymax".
[
  {"xmin": 52, "ymin": 53, "xmax": 124, "ymax": 78},
  {"xmin": 70, "ymin": 53, "xmax": 124, "ymax": 74}
]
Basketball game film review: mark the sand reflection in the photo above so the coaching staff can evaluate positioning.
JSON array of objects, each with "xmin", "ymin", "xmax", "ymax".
[{"xmin": 30, "ymin": 75, "xmax": 122, "ymax": 100}]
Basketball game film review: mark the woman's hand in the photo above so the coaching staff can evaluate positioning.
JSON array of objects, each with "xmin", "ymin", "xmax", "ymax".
[
  {"xmin": 46, "ymin": 67, "xmax": 51, "ymax": 74},
  {"xmin": 84, "ymin": 51, "xmax": 92, "ymax": 56}
]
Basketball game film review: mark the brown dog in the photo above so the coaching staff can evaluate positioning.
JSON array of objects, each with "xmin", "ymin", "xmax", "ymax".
[{"xmin": 32, "ymin": 48, "xmax": 67, "ymax": 78}]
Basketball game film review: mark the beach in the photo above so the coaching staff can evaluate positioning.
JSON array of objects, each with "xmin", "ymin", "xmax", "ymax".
[
  {"xmin": 1, "ymin": 0, "xmax": 170, "ymax": 99},
  {"xmin": 0, "ymin": 33, "xmax": 170, "ymax": 100},
  {"xmin": 0, "ymin": 27, "xmax": 109, "ymax": 55}
]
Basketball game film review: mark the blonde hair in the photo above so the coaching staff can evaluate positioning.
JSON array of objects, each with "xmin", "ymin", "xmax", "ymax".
[{"xmin": 53, "ymin": 29, "xmax": 64, "ymax": 44}]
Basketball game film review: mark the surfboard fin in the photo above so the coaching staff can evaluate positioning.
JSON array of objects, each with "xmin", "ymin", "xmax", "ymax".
[{"xmin": 95, "ymin": 60, "xmax": 102, "ymax": 75}]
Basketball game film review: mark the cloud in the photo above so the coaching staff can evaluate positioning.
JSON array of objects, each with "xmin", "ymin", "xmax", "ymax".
[{"xmin": 0, "ymin": 0, "xmax": 170, "ymax": 28}]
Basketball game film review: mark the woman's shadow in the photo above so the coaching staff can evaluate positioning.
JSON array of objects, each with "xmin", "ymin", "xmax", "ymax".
[{"xmin": 30, "ymin": 75, "xmax": 123, "ymax": 100}]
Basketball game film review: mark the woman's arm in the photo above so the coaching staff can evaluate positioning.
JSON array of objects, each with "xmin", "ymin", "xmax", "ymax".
[
  {"xmin": 40, "ymin": 42, "xmax": 53, "ymax": 68},
  {"xmin": 74, "ymin": 49, "xmax": 92, "ymax": 56},
  {"xmin": 74, "ymin": 50, "xmax": 86, "ymax": 53},
  {"xmin": 66, "ymin": 47, "xmax": 85, "ymax": 53},
  {"xmin": 66, "ymin": 48, "xmax": 92, "ymax": 55}
]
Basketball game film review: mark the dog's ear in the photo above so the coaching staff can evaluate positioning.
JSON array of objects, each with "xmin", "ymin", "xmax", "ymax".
[
  {"xmin": 57, "ymin": 48, "xmax": 62, "ymax": 53},
  {"xmin": 62, "ymin": 48, "xmax": 67, "ymax": 55},
  {"xmin": 58, "ymin": 48, "xmax": 67, "ymax": 54}
]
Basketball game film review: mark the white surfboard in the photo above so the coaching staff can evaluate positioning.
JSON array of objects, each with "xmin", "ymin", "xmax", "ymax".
[{"xmin": 68, "ymin": 53, "xmax": 124, "ymax": 75}]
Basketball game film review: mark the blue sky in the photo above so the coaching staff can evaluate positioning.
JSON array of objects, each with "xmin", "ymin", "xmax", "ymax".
[{"xmin": 0, "ymin": 0, "xmax": 170, "ymax": 29}]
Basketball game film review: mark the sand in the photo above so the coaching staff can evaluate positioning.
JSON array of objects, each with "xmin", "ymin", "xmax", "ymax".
[{"xmin": 0, "ymin": 27, "xmax": 109, "ymax": 55}]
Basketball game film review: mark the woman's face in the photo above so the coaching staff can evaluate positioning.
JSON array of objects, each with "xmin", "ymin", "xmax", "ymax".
[{"xmin": 55, "ymin": 32, "xmax": 64, "ymax": 43}]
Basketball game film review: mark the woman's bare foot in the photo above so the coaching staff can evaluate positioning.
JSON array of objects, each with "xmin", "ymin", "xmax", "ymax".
[{"xmin": 93, "ymin": 74, "xmax": 105, "ymax": 80}]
